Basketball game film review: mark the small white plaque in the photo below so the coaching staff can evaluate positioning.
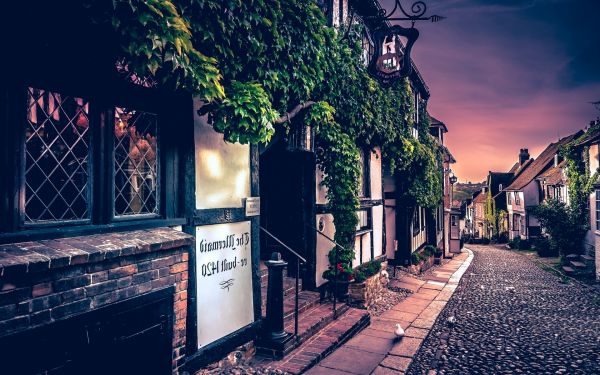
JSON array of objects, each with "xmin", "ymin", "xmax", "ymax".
[{"xmin": 245, "ymin": 197, "xmax": 260, "ymax": 217}]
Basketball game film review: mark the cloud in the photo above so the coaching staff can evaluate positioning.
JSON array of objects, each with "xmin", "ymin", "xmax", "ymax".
[{"xmin": 393, "ymin": 0, "xmax": 600, "ymax": 181}]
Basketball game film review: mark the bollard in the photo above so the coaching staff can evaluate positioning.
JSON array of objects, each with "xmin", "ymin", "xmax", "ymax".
[{"xmin": 264, "ymin": 252, "xmax": 288, "ymax": 341}]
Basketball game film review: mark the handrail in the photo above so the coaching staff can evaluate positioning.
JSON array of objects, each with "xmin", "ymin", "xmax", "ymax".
[
  {"xmin": 260, "ymin": 226, "xmax": 307, "ymax": 264},
  {"xmin": 305, "ymin": 223, "xmax": 348, "ymax": 320},
  {"xmin": 305, "ymin": 223, "xmax": 349, "ymax": 253},
  {"xmin": 260, "ymin": 226, "xmax": 304, "ymax": 341}
]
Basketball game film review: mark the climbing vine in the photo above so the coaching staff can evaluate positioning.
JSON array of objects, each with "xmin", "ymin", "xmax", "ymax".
[
  {"xmin": 533, "ymin": 126, "xmax": 600, "ymax": 256},
  {"xmin": 561, "ymin": 130, "xmax": 599, "ymax": 224},
  {"xmin": 98, "ymin": 0, "xmax": 442, "ymax": 270},
  {"xmin": 485, "ymin": 189, "xmax": 497, "ymax": 237}
]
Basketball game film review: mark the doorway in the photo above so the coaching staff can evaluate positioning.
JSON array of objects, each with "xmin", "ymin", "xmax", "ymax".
[{"xmin": 260, "ymin": 142, "xmax": 316, "ymax": 285}]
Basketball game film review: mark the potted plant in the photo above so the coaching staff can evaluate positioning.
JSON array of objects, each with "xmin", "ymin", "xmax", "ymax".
[
  {"xmin": 434, "ymin": 247, "xmax": 443, "ymax": 264},
  {"xmin": 323, "ymin": 241, "xmax": 356, "ymax": 301},
  {"xmin": 323, "ymin": 262, "xmax": 354, "ymax": 300}
]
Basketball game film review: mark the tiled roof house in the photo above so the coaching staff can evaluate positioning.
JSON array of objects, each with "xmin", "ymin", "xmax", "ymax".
[{"xmin": 504, "ymin": 131, "xmax": 582, "ymax": 240}]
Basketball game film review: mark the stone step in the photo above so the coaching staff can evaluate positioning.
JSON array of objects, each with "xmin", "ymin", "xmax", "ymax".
[
  {"xmin": 261, "ymin": 289, "xmax": 320, "ymax": 326},
  {"xmin": 254, "ymin": 306, "xmax": 370, "ymax": 373},
  {"xmin": 580, "ymin": 254, "xmax": 594, "ymax": 263},
  {"xmin": 570, "ymin": 261, "xmax": 586, "ymax": 269},
  {"xmin": 562, "ymin": 266, "xmax": 575, "ymax": 275},
  {"xmin": 256, "ymin": 301, "xmax": 346, "ymax": 359},
  {"xmin": 262, "ymin": 276, "xmax": 303, "ymax": 300},
  {"xmin": 566, "ymin": 254, "xmax": 580, "ymax": 261}
]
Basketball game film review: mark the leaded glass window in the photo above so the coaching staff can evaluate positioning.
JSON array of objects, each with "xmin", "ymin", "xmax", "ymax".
[
  {"xmin": 114, "ymin": 107, "xmax": 159, "ymax": 216},
  {"xmin": 25, "ymin": 88, "xmax": 90, "ymax": 223}
]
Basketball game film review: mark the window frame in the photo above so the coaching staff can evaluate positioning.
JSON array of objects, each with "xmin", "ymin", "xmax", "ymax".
[
  {"xmin": 595, "ymin": 190, "xmax": 600, "ymax": 231},
  {"xmin": 21, "ymin": 87, "xmax": 95, "ymax": 228},
  {"xmin": 0, "ymin": 83, "xmax": 184, "ymax": 239},
  {"xmin": 357, "ymin": 148, "xmax": 370, "ymax": 199},
  {"xmin": 355, "ymin": 208, "xmax": 372, "ymax": 233},
  {"xmin": 412, "ymin": 208, "xmax": 420, "ymax": 236},
  {"xmin": 111, "ymin": 106, "xmax": 161, "ymax": 221}
]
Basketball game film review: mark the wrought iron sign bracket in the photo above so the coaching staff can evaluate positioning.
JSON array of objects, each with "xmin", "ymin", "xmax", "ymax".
[
  {"xmin": 372, "ymin": 0, "xmax": 445, "ymax": 24},
  {"xmin": 366, "ymin": 1, "xmax": 444, "ymax": 85}
]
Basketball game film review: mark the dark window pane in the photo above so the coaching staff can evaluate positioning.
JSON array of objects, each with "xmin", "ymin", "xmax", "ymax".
[
  {"xmin": 25, "ymin": 88, "xmax": 90, "ymax": 223},
  {"xmin": 114, "ymin": 107, "xmax": 159, "ymax": 216}
]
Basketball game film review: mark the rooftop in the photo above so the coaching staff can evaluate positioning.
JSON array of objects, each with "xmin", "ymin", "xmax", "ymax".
[
  {"xmin": 505, "ymin": 131, "xmax": 582, "ymax": 191},
  {"xmin": 537, "ymin": 160, "xmax": 566, "ymax": 186}
]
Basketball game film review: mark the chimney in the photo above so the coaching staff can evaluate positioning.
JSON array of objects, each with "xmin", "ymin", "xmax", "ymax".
[
  {"xmin": 554, "ymin": 154, "xmax": 559, "ymax": 167},
  {"xmin": 519, "ymin": 148, "xmax": 530, "ymax": 165}
]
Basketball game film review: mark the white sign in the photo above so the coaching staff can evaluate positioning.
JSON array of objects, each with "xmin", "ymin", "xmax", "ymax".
[
  {"xmin": 245, "ymin": 197, "xmax": 260, "ymax": 217},
  {"xmin": 195, "ymin": 221, "xmax": 254, "ymax": 348}
]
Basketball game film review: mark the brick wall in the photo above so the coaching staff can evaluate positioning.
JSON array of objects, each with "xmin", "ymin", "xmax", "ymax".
[{"xmin": 0, "ymin": 228, "xmax": 192, "ymax": 374}]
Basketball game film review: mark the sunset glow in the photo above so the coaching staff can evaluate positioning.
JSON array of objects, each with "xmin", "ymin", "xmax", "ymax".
[{"xmin": 382, "ymin": 0, "xmax": 600, "ymax": 182}]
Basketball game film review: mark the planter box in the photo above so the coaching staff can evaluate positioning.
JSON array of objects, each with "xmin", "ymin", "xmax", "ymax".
[
  {"xmin": 348, "ymin": 262, "xmax": 388, "ymax": 308},
  {"xmin": 407, "ymin": 255, "xmax": 435, "ymax": 275}
]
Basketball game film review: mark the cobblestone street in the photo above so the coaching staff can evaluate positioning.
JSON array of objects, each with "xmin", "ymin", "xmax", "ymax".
[{"xmin": 407, "ymin": 245, "xmax": 600, "ymax": 375}]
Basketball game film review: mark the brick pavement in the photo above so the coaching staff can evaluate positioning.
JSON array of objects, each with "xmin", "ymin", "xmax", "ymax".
[{"xmin": 306, "ymin": 250, "xmax": 474, "ymax": 374}]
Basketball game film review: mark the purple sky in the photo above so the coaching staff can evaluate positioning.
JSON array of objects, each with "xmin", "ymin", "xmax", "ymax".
[{"xmin": 382, "ymin": 0, "xmax": 600, "ymax": 182}]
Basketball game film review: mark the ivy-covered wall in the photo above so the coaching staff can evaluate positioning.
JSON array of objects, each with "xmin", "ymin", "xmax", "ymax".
[{"xmin": 94, "ymin": 0, "xmax": 443, "ymax": 276}]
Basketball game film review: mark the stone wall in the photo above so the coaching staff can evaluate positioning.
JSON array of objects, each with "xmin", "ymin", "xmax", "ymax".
[
  {"xmin": 348, "ymin": 262, "xmax": 389, "ymax": 308},
  {"xmin": 0, "ymin": 227, "xmax": 192, "ymax": 374}
]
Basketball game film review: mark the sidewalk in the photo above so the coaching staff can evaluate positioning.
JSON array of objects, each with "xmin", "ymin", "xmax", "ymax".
[{"xmin": 306, "ymin": 249, "xmax": 474, "ymax": 375}]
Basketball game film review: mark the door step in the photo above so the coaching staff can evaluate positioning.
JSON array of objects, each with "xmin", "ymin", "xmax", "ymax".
[
  {"xmin": 261, "ymin": 287, "xmax": 317, "ymax": 326},
  {"xmin": 257, "ymin": 298, "xmax": 344, "ymax": 359},
  {"xmin": 562, "ymin": 266, "xmax": 575, "ymax": 275},
  {"xmin": 566, "ymin": 254, "xmax": 579, "ymax": 261},
  {"xmin": 253, "ymin": 306, "xmax": 370, "ymax": 374},
  {"xmin": 580, "ymin": 254, "xmax": 594, "ymax": 263}
]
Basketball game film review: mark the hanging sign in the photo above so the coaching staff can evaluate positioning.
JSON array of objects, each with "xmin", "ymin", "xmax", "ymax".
[
  {"xmin": 195, "ymin": 221, "xmax": 254, "ymax": 348},
  {"xmin": 368, "ymin": 25, "xmax": 419, "ymax": 86}
]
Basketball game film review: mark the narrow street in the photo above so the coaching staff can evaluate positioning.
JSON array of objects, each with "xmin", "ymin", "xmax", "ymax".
[{"xmin": 407, "ymin": 245, "xmax": 600, "ymax": 374}]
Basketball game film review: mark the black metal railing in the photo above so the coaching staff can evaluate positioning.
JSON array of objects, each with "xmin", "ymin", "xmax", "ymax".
[
  {"xmin": 305, "ymin": 223, "xmax": 351, "ymax": 320},
  {"xmin": 260, "ymin": 226, "xmax": 306, "ymax": 340}
]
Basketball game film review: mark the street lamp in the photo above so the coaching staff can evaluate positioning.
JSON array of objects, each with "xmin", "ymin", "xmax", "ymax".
[
  {"xmin": 368, "ymin": 1, "xmax": 445, "ymax": 85},
  {"xmin": 449, "ymin": 174, "xmax": 458, "ymax": 207}
]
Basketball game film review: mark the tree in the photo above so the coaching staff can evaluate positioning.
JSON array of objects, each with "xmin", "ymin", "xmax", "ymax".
[
  {"xmin": 484, "ymin": 190, "xmax": 497, "ymax": 238},
  {"xmin": 531, "ymin": 199, "xmax": 586, "ymax": 256}
]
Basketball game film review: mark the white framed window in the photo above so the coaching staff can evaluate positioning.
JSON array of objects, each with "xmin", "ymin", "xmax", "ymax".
[{"xmin": 595, "ymin": 190, "xmax": 600, "ymax": 231}]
